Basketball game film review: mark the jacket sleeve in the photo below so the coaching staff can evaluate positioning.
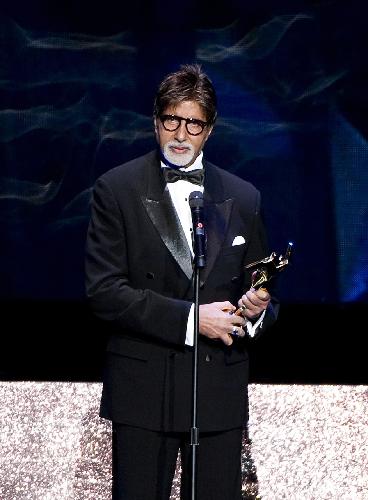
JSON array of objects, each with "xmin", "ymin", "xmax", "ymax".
[
  {"xmin": 85, "ymin": 176, "xmax": 192, "ymax": 347},
  {"xmin": 243, "ymin": 190, "xmax": 280, "ymax": 338}
]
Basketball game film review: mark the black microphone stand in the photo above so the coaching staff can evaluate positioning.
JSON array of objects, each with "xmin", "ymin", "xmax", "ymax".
[
  {"xmin": 189, "ymin": 191, "xmax": 206, "ymax": 500},
  {"xmin": 190, "ymin": 260, "xmax": 201, "ymax": 500}
]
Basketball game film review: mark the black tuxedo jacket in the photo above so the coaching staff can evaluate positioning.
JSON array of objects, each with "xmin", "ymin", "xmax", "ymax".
[{"xmin": 85, "ymin": 150, "xmax": 277, "ymax": 432}]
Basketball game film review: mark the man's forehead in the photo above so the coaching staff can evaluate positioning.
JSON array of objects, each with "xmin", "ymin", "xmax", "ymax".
[{"xmin": 163, "ymin": 100, "xmax": 206, "ymax": 119}]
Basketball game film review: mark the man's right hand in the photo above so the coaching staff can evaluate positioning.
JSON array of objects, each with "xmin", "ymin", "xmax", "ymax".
[{"xmin": 199, "ymin": 301, "xmax": 246, "ymax": 346}]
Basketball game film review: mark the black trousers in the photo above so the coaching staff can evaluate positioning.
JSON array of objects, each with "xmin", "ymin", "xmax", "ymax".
[{"xmin": 112, "ymin": 423, "xmax": 243, "ymax": 500}]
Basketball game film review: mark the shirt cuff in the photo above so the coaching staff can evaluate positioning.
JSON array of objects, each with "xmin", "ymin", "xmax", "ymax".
[
  {"xmin": 246, "ymin": 310, "xmax": 266, "ymax": 338},
  {"xmin": 185, "ymin": 304, "xmax": 195, "ymax": 346}
]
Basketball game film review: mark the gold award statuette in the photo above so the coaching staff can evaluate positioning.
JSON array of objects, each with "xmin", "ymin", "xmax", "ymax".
[
  {"xmin": 246, "ymin": 241, "xmax": 293, "ymax": 289},
  {"xmin": 234, "ymin": 242, "xmax": 293, "ymax": 316}
]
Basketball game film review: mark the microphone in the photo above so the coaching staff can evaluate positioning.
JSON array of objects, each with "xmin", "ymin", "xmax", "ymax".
[{"xmin": 189, "ymin": 191, "xmax": 206, "ymax": 268}]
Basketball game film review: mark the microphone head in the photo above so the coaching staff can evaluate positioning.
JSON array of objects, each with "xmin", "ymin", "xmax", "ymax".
[{"xmin": 189, "ymin": 191, "xmax": 204, "ymax": 208}]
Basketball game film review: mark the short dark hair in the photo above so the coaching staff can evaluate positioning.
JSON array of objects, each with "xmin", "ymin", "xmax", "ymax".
[{"xmin": 153, "ymin": 64, "xmax": 217, "ymax": 124}]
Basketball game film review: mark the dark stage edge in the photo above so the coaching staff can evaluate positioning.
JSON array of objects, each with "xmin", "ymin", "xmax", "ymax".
[{"xmin": 0, "ymin": 301, "xmax": 367, "ymax": 384}]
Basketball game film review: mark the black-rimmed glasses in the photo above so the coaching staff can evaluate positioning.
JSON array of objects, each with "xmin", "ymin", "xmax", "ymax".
[{"xmin": 159, "ymin": 114, "xmax": 209, "ymax": 136}]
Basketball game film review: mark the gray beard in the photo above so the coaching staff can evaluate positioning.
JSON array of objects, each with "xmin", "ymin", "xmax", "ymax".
[{"xmin": 163, "ymin": 141, "xmax": 195, "ymax": 167}]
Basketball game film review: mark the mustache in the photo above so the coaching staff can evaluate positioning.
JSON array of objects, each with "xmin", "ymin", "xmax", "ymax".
[{"xmin": 166, "ymin": 140, "xmax": 194, "ymax": 151}]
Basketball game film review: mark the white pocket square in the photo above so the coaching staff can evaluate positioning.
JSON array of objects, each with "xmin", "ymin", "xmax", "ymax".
[{"xmin": 232, "ymin": 235, "xmax": 245, "ymax": 246}]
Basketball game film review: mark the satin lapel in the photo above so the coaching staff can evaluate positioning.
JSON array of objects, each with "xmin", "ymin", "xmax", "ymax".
[
  {"xmin": 141, "ymin": 158, "xmax": 193, "ymax": 280},
  {"xmin": 201, "ymin": 199, "xmax": 233, "ymax": 284},
  {"xmin": 201, "ymin": 162, "xmax": 234, "ymax": 284}
]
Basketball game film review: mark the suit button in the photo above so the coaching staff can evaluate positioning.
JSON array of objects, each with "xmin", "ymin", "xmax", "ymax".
[
  {"xmin": 205, "ymin": 354, "xmax": 212, "ymax": 362},
  {"xmin": 199, "ymin": 280, "xmax": 204, "ymax": 289},
  {"xmin": 231, "ymin": 276, "xmax": 240, "ymax": 283},
  {"xmin": 146, "ymin": 272, "xmax": 155, "ymax": 279}
]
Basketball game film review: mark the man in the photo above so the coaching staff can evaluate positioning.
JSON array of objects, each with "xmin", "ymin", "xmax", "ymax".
[{"xmin": 85, "ymin": 64, "xmax": 278, "ymax": 499}]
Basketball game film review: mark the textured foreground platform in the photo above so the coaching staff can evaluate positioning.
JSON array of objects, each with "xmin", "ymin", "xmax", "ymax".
[{"xmin": 0, "ymin": 382, "xmax": 367, "ymax": 499}]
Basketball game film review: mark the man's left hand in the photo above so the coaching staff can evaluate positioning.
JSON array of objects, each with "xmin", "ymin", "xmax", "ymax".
[{"xmin": 238, "ymin": 288, "xmax": 270, "ymax": 321}]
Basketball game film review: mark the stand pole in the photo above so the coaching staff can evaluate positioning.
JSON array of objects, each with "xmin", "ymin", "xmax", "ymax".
[
  {"xmin": 190, "ymin": 265, "xmax": 200, "ymax": 500},
  {"xmin": 188, "ymin": 190, "xmax": 206, "ymax": 500}
]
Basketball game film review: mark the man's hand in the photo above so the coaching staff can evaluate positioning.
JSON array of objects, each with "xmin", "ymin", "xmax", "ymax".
[
  {"xmin": 238, "ymin": 288, "xmax": 270, "ymax": 321},
  {"xmin": 199, "ymin": 301, "xmax": 246, "ymax": 346}
]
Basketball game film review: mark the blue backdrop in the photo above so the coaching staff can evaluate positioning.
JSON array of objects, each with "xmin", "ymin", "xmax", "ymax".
[{"xmin": 1, "ymin": 1, "xmax": 367, "ymax": 380}]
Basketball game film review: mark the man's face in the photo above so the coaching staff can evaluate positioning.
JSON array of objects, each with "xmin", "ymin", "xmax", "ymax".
[{"xmin": 154, "ymin": 100, "xmax": 213, "ymax": 168}]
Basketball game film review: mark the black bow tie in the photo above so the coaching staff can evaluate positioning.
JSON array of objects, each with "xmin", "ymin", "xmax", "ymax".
[{"xmin": 163, "ymin": 168, "xmax": 204, "ymax": 186}]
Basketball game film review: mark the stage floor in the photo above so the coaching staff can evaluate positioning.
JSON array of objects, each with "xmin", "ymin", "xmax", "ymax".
[{"xmin": 0, "ymin": 382, "xmax": 367, "ymax": 499}]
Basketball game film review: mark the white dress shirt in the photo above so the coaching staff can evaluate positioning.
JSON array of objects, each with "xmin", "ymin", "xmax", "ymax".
[{"xmin": 161, "ymin": 153, "xmax": 264, "ymax": 345}]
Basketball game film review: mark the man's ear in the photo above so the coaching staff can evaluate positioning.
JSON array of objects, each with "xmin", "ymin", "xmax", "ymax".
[
  {"xmin": 204, "ymin": 125, "xmax": 213, "ymax": 142},
  {"xmin": 153, "ymin": 117, "xmax": 158, "ymax": 136}
]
